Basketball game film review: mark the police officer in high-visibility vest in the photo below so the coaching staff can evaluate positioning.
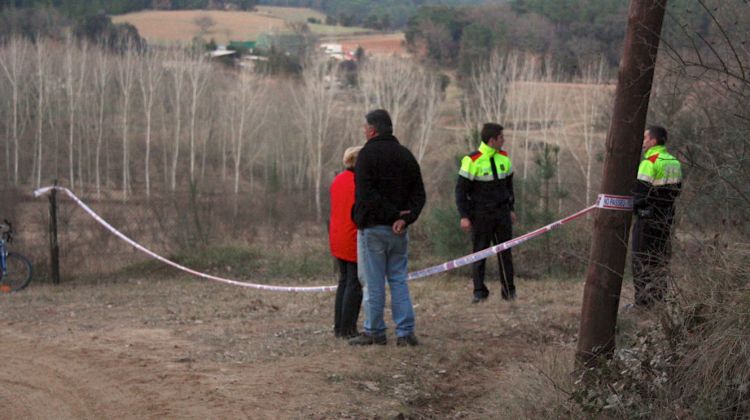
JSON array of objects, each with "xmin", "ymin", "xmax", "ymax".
[
  {"xmin": 456, "ymin": 123, "xmax": 516, "ymax": 303},
  {"xmin": 631, "ymin": 125, "xmax": 683, "ymax": 307}
]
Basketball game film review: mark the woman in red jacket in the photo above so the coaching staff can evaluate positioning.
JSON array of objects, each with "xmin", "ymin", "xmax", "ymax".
[{"xmin": 329, "ymin": 146, "xmax": 363, "ymax": 338}]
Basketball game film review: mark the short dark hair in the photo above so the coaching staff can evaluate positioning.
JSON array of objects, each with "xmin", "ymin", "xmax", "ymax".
[
  {"xmin": 647, "ymin": 125, "xmax": 668, "ymax": 145},
  {"xmin": 365, "ymin": 109, "xmax": 393, "ymax": 135},
  {"xmin": 481, "ymin": 123, "xmax": 504, "ymax": 142}
]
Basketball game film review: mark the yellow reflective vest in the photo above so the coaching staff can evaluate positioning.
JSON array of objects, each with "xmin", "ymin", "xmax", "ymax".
[
  {"xmin": 455, "ymin": 141, "xmax": 514, "ymax": 218},
  {"xmin": 634, "ymin": 144, "xmax": 682, "ymax": 220}
]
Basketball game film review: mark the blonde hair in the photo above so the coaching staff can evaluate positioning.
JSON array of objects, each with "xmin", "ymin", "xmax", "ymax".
[{"xmin": 343, "ymin": 146, "xmax": 363, "ymax": 169}]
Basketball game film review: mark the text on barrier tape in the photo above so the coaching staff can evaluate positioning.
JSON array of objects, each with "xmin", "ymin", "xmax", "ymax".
[
  {"xmin": 34, "ymin": 186, "xmax": 632, "ymax": 291},
  {"xmin": 595, "ymin": 194, "xmax": 633, "ymax": 211}
]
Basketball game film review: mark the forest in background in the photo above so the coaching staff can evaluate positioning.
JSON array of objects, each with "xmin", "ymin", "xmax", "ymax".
[
  {"xmin": 1, "ymin": 0, "xmax": 717, "ymax": 76},
  {"xmin": 406, "ymin": 0, "xmax": 720, "ymax": 76},
  {"xmin": 0, "ymin": 0, "xmax": 258, "ymax": 15}
]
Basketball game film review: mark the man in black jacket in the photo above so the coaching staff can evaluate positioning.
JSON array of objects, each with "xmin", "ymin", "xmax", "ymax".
[
  {"xmin": 455, "ymin": 123, "xmax": 516, "ymax": 303},
  {"xmin": 350, "ymin": 109, "xmax": 426, "ymax": 347}
]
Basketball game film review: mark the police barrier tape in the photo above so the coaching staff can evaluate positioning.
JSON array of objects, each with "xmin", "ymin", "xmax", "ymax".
[
  {"xmin": 33, "ymin": 186, "xmax": 632, "ymax": 292},
  {"xmin": 408, "ymin": 193, "xmax": 633, "ymax": 280}
]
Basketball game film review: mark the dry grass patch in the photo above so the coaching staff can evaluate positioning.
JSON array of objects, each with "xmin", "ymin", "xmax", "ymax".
[
  {"xmin": 337, "ymin": 33, "xmax": 407, "ymax": 56},
  {"xmin": 113, "ymin": 10, "xmax": 287, "ymax": 43},
  {"xmin": 112, "ymin": 8, "xmax": 373, "ymax": 44}
]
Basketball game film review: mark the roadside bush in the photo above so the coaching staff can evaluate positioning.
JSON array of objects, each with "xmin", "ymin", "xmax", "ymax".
[{"xmin": 572, "ymin": 247, "xmax": 750, "ymax": 417}]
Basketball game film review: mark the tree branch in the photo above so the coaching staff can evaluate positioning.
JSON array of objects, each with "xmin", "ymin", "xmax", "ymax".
[{"xmin": 697, "ymin": 0, "xmax": 746, "ymax": 82}]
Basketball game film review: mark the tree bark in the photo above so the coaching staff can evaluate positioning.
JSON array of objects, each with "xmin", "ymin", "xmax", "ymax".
[{"xmin": 576, "ymin": 0, "xmax": 667, "ymax": 366}]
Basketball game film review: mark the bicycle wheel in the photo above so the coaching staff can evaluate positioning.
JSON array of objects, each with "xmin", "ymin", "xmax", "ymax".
[{"xmin": 0, "ymin": 252, "xmax": 33, "ymax": 292}]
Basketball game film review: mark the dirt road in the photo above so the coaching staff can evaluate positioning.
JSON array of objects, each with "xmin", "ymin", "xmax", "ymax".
[{"xmin": 0, "ymin": 275, "xmax": 589, "ymax": 418}]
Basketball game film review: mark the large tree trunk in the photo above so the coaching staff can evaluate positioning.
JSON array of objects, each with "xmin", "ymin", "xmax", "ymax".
[{"xmin": 576, "ymin": 0, "xmax": 667, "ymax": 366}]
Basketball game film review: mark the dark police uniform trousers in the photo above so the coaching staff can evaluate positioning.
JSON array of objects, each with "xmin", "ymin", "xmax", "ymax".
[
  {"xmin": 471, "ymin": 208, "xmax": 515, "ymax": 299},
  {"xmin": 631, "ymin": 214, "xmax": 673, "ymax": 306}
]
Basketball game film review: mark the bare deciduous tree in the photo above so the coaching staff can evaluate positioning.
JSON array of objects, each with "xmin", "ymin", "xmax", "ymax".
[
  {"xmin": 169, "ymin": 49, "xmax": 187, "ymax": 191},
  {"xmin": 359, "ymin": 56, "xmax": 419, "ymax": 138},
  {"xmin": 32, "ymin": 39, "xmax": 46, "ymax": 188},
  {"xmin": 64, "ymin": 33, "xmax": 88, "ymax": 190},
  {"xmin": 92, "ymin": 45, "xmax": 110, "ymax": 197},
  {"xmin": 294, "ymin": 55, "xmax": 340, "ymax": 221},
  {"xmin": 228, "ymin": 73, "xmax": 267, "ymax": 196},
  {"xmin": 0, "ymin": 37, "xmax": 29, "ymax": 185},
  {"xmin": 559, "ymin": 58, "xmax": 613, "ymax": 206},
  {"xmin": 138, "ymin": 49, "xmax": 165, "ymax": 197},
  {"xmin": 193, "ymin": 15, "xmax": 216, "ymax": 37},
  {"xmin": 413, "ymin": 71, "xmax": 442, "ymax": 163},
  {"xmin": 186, "ymin": 52, "xmax": 211, "ymax": 184},
  {"xmin": 467, "ymin": 52, "xmax": 514, "ymax": 130},
  {"xmin": 116, "ymin": 43, "xmax": 137, "ymax": 198}
]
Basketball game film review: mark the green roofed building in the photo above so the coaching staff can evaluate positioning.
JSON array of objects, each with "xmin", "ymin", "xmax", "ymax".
[{"xmin": 228, "ymin": 41, "xmax": 256, "ymax": 51}]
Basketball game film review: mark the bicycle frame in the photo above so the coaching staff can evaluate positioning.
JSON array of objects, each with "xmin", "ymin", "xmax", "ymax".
[
  {"xmin": 0, "ymin": 238, "xmax": 7, "ymax": 277},
  {"xmin": 0, "ymin": 220, "xmax": 10, "ymax": 277}
]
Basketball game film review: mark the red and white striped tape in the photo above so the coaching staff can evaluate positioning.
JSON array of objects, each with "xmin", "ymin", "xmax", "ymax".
[
  {"xmin": 408, "ymin": 194, "xmax": 632, "ymax": 280},
  {"xmin": 34, "ymin": 186, "xmax": 336, "ymax": 292},
  {"xmin": 34, "ymin": 187, "xmax": 631, "ymax": 292}
]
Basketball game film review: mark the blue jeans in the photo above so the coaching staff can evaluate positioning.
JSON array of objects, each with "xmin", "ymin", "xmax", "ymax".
[{"xmin": 357, "ymin": 225, "xmax": 415, "ymax": 338}]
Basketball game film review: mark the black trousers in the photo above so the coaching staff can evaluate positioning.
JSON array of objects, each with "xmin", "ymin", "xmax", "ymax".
[
  {"xmin": 631, "ymin": 217, "xmax": 673, "ymax": 306},
  {"xmin": 471, "ymin": 211, "xmax": 514, "ymax": 299},
  {"xmin": 334, "ymin": 258, "xmax": 362, "ymax": 337}
]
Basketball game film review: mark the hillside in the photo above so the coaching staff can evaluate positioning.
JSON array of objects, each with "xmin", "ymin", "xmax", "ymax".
[{"xmin": 112, "ymin": 7, "xmax": 371, "ymax": 43}]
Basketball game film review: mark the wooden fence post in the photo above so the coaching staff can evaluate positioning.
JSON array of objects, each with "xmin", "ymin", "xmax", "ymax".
[{"xmin": 48, "ymin": 181, "xmax": 60, "ymax": 285}]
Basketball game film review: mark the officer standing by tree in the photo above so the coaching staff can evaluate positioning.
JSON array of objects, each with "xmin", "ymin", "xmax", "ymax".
[
  {"xmin": 456, "ymin": 123, "xmax": 516, "ymax": 304},
  {"xmin": 631, "ymin": 125, "xmax": 683, "ymax": 307}
]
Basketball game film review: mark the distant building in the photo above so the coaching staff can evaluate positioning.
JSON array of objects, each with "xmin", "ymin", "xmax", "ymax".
[
  {"xmin": 320, "ymin": 42, "xmax": 356, "ymax": 61},
  {"xmin": 239, "ymin": 54, "xmax": 269, "ymax": 72},
  {"xmin": 209, "ymin": 45, "xmax": 237, "ymax": 58},
  {"xmin": 320, "ymin": 43, "xmax": 343, "ymax": 55},
  {"xmin": 228, "ymin": 40, "xmax": 257, "ymax": 52}
]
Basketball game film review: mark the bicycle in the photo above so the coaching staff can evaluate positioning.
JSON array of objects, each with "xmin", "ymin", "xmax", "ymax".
[{"xmin": 0, "ymin": 219, "xmax": 33, "ymax": 292}]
